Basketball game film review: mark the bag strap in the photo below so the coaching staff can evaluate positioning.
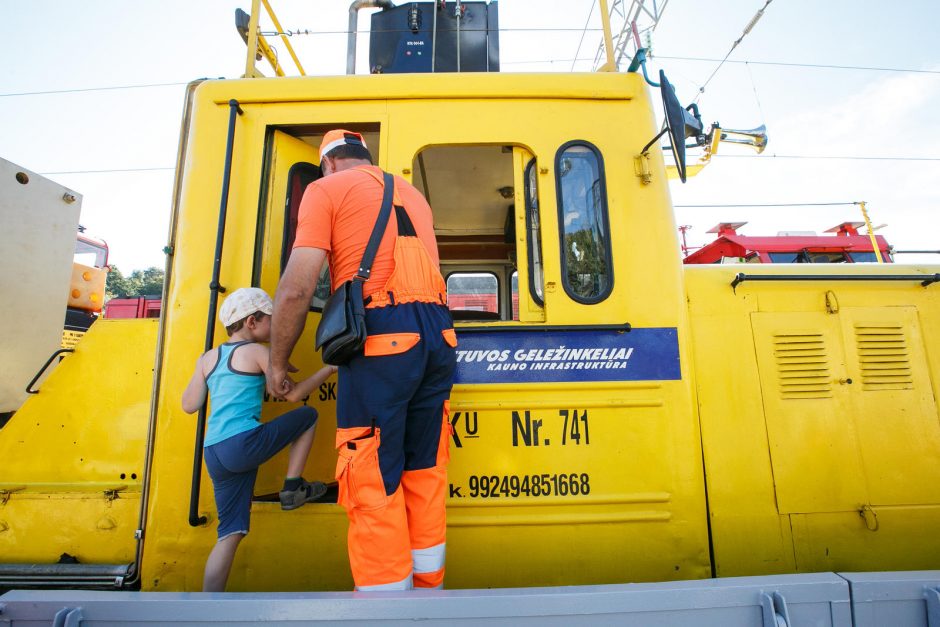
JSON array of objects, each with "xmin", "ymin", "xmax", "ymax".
[{"xmin": 353, "ymin": 171, "xmax": 394, "ymax": 281}]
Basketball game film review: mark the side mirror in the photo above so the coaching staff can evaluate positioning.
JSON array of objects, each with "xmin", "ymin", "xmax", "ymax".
[{"xmin": 657, "ymin": 70, "xmax": 704, "ymax": 183}]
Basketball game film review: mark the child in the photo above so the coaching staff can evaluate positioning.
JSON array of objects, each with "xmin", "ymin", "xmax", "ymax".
[{"xmin": 181, "ymin": 287, "xmax": 336, "ymax": 592}]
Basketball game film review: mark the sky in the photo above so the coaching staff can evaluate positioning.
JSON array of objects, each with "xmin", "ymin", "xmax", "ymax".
[{"xmin": 2, "ymin": 0, "xmax": 938, "ymax": 271}]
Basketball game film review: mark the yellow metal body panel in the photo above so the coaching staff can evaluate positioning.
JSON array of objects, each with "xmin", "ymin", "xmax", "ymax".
[
  {"xmin": 0, "ymin": 319, "xmax": 157, "ymax": 564},
  {"xmin": 139, "ymin": 71, "xmax": 710, "ymax": 591},
  {"xmin": 686, "ymin": 264, "xmax": 940, "ymax": 576},
  {"xmin": 3, "ymin": 68, "xmax": 938, "ymax": 593}
]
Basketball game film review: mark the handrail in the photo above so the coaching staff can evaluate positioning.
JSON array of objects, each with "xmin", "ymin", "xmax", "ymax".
[
  {"xmin": 25, "ymin": 349, "xmax": 75, "ymax": 394},
  {"xmin": 189, "ymin": 99, "xmax": 243, "ymax": 528},
  {"xmin": 731, "ymin": 272, "xmax": 940, "ymax": 290}
]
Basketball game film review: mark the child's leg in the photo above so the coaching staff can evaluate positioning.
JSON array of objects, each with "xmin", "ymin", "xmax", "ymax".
[
  {"xmin": 203, "ymin": 532, "xmax": 245, "ymax": 592},
  {"xmin": 286, "ymin": 419, "xmax": 317, "ymax": 478},
  {"xmin": 203, "ymin": 442, "xmax": 256, "ymax": 591},
  {"xmin": 238, "ymin": 406, "xmax": 318, "ymax": 475}
]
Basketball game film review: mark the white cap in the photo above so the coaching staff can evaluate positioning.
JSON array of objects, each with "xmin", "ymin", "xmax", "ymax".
[{"xmin": 219, "ymin": 287, "xmax": 273, "ymax": 327}]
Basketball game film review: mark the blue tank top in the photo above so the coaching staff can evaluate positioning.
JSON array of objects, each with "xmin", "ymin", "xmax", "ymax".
[{"xmin": 204, "ymin": 341, "xmax": 264, "ymax": 447}]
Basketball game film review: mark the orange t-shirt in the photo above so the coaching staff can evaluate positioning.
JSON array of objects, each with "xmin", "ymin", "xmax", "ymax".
[{"xmin": 293, "ymin": 166, "xmax": 441, "ymax": 297}]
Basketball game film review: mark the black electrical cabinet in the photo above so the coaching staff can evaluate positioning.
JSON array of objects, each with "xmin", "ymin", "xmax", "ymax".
[{"xmin": 369, "ymin": 2, "xmax": 499, "ymax": 74}]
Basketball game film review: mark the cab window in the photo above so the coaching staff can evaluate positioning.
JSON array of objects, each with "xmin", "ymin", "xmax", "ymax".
[
  {"xmin": 447, "ymin": 272, "xmax": 500, "ymax": 321},
  {"xmin": 281, "ymin": 162, "xmax": 330, "ymax": 310},
  {"xmin": 413, "ymin": 144, "xmax": 519, "ymax": 321},
  {"xmin": 524, "ymin": 159, "xmax": 544, "ymax": 306},
  {"xmin": 555, "ymin": 141, "xmax": 612, "ymax": 303}
]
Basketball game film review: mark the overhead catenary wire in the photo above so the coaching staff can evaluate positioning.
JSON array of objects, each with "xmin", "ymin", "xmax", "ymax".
[
  {"xmin": 570, "ymin": 0, "xmax": 599, "ymax": 72},
  {"xmin": 694, "ymin": 0, "xmax": 774, "ymax": 102},
  {"xmin": 715, "ymin": 154, "xmax": 940, "ymax": 162},
  {"xmin": 0, "ymin": 81, "xmax": 191, "ymax": 98},
  {"xmin": 675, "ymin": 202, "xmax": 860, "ymax": 208},
  {"xmin": 39, "ymin": 167, "xmax": 174, "ymax": 175},
  {"xmin": 657, "ymin": 56, "xmax": 940, "ymax": 75},
  {"xmin": 3, "ymin": 56, "xmax": 935, "ymax": 99},
  {"xmin": 37, "ymin": 153, "xmax": 940, "ymax": 177}
]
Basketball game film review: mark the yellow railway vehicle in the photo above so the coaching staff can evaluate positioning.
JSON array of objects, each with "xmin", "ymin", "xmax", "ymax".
[{"xmin": 0, "ymin": 1, "xmax": 938, "ymax": 597}]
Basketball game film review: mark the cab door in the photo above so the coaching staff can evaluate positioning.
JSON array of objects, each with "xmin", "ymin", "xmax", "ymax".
[
  {"xmin": 513, "ymin": 147, "xmax": 545, "ymax": 323},
  {"xmin": 253, "ymin": 130, "xmax": 334, "ymax": 496}
]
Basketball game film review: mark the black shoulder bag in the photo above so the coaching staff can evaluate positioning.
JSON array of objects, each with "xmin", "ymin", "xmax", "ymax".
[{"xmin": 315, "ymin": 171, "xmax": 395, "ymax": 365}]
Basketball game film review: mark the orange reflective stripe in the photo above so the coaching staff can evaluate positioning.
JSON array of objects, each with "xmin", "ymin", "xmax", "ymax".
[
  {"xmin": 363, "ymin": 332, "xmax": 420, "ymax": 357},
  {"xmin": 334, "ymin": 426, "xmax": 387, "ymax": 510},
  {"xmin": 345, "ymin": 486, "xmax": 413, "ymax": 589},
  {"xmin": 413, "ymin": 567, "xmax": 444, "ymax": 589},
  {"xmin": 401, "ymin": 466, "xmax": 447, "ymax": 549},
  {"xmin": 441, "ymin": 328, "xmax": 457, "ymax": 347},
  {"xmin": 366, "ymin": 236, "xmax": 447, "ymax": 308}
]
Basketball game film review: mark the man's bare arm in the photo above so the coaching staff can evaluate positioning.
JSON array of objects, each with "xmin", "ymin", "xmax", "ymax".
[{"xmin": 268, "ymin": 247, "xmax": 327, "ymax": 395}]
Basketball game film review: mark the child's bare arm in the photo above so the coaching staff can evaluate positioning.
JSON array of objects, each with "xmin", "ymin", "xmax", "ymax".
[
  {"xmin": 284, "ymin": 365, "xmax": 338, "ymax": 403},
  {"xmin": 182, "ymin": 353, "xmax": 210, "ymax": 414}
]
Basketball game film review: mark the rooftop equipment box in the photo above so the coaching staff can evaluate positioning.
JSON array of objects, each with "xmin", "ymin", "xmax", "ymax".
[{"xmin": 369, "ymin": 1, "xmax": 499, "ymax": 74}]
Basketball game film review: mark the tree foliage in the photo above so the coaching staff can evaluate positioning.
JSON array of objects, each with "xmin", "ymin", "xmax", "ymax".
[
  {"xmin": 106, "ymin": 266, "xmax": 165, "ymax": 300},
  {"xmin": 564, "ymin": 229, "xmax": 608, "ymax": 299}
]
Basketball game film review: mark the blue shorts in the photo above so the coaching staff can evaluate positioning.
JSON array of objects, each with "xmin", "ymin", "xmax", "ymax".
[{"xmin": 204, "ymin": 405, "xmax": 317, "ymax": 539}]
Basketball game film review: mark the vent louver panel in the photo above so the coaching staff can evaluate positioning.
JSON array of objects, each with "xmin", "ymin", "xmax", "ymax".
[
  {"xmin": 855, "ymin": 324, "xmax": 913, "ymax": 391},
  {"xmin": 773, "ymin": 333, "xmax": 832, "ymax": 400}
]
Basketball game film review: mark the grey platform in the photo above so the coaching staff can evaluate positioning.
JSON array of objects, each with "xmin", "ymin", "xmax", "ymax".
[{"xmin": 1, "ymin": 571, "xmax": 939, "ymax": 626}]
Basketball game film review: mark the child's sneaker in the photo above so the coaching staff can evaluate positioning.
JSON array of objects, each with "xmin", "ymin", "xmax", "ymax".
[{"xmin": 279, "ymin": 480, "xmax": 327, "ymax": 511}]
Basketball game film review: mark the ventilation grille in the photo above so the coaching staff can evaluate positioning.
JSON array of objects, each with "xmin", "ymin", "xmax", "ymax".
[
  {"xmin": 855, "ymin": 324, "xmax": 913, "ymax": 391},
  {"xmin": 773, "ymin": 333, "xmax": 832, "ymax": 400}
]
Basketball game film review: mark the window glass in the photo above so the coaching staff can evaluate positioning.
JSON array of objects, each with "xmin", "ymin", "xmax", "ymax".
[
  {"xmin": 849, "ymin": 252, "xmax": 879, "ymax": 263},
  {"xmin": 447, "ymin": 272, "xmax": 500, "ymax": 321},
  {"xmin": 768, "ymin": 252, "xmax": 802, "ymax": 263},
  {"xmin": 75, "ymin": 239, "xmax": 108, "ymax": 268},
  {"xmin": 769, "ymin": 251, "xmax": 847, "ymax": 263},
  {"xmin": 556, "ymin": 143, "xmax": 612, "ymax": 302},
  {"xmin": 511, "ymin": 271, "xmax": 519, "ymax": 320},
  {"xmin": 280, "ymin": 161, "xmax": 331, "ymax": 310},
  {"xmin": 311, "ymin": 267, "xmax": 331, "ymax": 310},
  {"xmin": 524, "ymin": 159, "xmax": 544, "ymax": 305},
  {"xmin": 807, "ymin": 252, "xmax": 847, "ymax": 263}
]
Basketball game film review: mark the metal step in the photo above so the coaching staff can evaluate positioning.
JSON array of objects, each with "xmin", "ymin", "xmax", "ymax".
[{"xmin": 0, "ymin": 563, "xmax": 131, "ymax": 589}]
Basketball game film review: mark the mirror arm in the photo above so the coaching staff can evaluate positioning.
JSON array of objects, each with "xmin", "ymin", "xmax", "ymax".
[
  {"xmin": 641, "ymin": 127, "xmax": 669, "ymax": 154},
  {"xmin": 628, "ymin": 48, "xmax": 661, "ymax": 88}
]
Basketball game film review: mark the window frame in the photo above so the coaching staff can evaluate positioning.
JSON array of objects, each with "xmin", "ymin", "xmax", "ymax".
[
  {"xmin": 554, "ymin": 140, "xmax": 614, "ymax": 304},
  {"xmin": 445, "ymin": 270, "xmax": 502, "ymax": 319},
  {"xmin": 524, "ymin": 158, "xmax": 545, "ymax": 307}
]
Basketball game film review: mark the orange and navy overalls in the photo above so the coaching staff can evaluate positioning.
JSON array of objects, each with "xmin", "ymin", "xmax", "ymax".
[{"xmin": 294, "ymin": 166, "xmax": 456, "ymax": 590}]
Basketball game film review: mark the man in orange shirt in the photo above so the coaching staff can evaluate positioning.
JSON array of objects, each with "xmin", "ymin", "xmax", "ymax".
[{"xmin": 268, "ymin": 130, "xmax": 456, "ymax": 591}]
